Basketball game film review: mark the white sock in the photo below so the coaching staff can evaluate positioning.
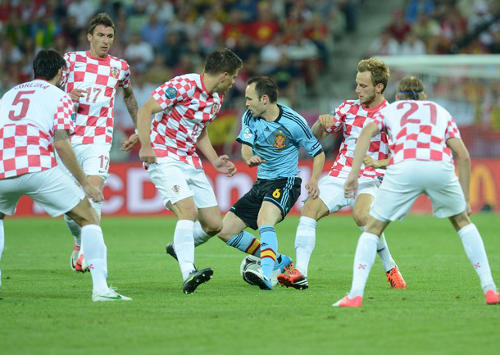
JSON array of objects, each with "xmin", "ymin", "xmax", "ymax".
[
  {"xmin": 348, "ymin": 232, "xmax": 379, "ymax": 298},
  {"xmin": 0, "ymin": 219, "xmax": 4, "ymax": 285},
  {"xmin": 81, "ymin": 224, "xmax": 108, "ymax": 294},
  {"xmin": 360, "ymin": 226, "xmax": 396, "ymax": 273},
  {"xmin": 174, "ymin": 220, "xmax": 195, "ymax": 280},
  {"xmin": 458, "ymin": 223, "xmax": 496, "ymax": 293},
  {"xmin": 64, "ymin": 214, "xmax": 82, "ymax": 246},
  {"xmin": 376, "ymin": 233, "xmax": 396, "ymax": 272},
  {"xmin": 193, "ymin": 221, "xmax": 212, "ymax": 247},
  {"xmin": 295, "ymin": 216, "xmax": 317, "ymax": 276}
]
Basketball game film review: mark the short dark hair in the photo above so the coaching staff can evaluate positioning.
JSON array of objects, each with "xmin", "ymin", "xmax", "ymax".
[
  {"xmin": 398, "ymin": 76, "xmax": 425, "ymax": 100},
  {"xmin": 88, "ymin": 12, "xmax": 115, "ymax": 35},
  {"xmin": 204, "ymin": 48, "xmax": 242, "ymax": 75},
  {"xmin": 247, "ymin": 76, "xmax": 278, "ymax": 103},
  {"xmin": 33, "ymin": 49, "xmax": 66, "ymax": 80}
]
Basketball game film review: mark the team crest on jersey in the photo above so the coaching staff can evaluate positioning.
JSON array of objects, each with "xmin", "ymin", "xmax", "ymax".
[
  {"xmin": 165, "ymin": 87, "xmax": 177, "ymax": 99},
  {"xmin": 211, "ymin": 103, "xmax": 220, "ymax": 115},
  {"xmin": 273, "ymin": 131, "xmax": 286, "ymax": 149},
  {"xmin": 110, "ymin": 67, "xmax": 120, "ymax": 79}
]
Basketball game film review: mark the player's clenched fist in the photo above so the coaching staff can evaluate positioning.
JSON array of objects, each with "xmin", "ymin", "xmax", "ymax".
[
  {"xmin": 318, "ymin": 114, "xmax": 336, "ymax": 130},
  {"xmin": 139, "ymin": 146, "xmax": 157, "ymax": 164}
]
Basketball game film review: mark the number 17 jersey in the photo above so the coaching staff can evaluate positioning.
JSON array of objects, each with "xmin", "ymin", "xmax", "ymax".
[{"xmin": 61, "ymin": 51, "xmax": 131, "ymax": 145}]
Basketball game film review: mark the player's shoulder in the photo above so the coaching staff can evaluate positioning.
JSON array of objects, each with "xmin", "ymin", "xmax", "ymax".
[
  {"xmin": 336, "ymin": 99, "xmax": 360, "ymax": 112},
  {"xmin": 64, "ymin": 51, "xmax": 85, "ymax": 62},
  {"xmin": 279, "ymin": 104, "xmax": 307, "ymax": 125},
  {"xmin": 108, "ymin": 54, "xmax": 130, "ymax": 70}
]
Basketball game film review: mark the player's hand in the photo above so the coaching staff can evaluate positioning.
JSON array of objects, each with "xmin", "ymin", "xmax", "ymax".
[
  {"xmin": 83, "ymin": 183, "xmax": 104, "ymax": 202},
  {"xmin": 139, "ymin": 146, "xmax": 157, "ymax": 164},
  {"xmin": 214, "ymin": 155, "xmax": 237, "ymax": 177},
  {"xmin": 363, "ymin": 155, "xmax": 378, "ymax": 168},
  {"xmin": 69, "ymin": 89, "xmax": 85, "ymax": 103},
  {"xmin": 318, "ymin": 114, "xmax": 336, "ymax": 130},
  {"xmin": 245, "ymin": 155, "xmax": 265, "ymax": 167},
  {"xmin": 121, "ymin": 133, "xmax": 139, "ymax": 151},
  {"xmin": 305, "ymin": 178, "xmax": 319, "ymax": 199},
  {"xmin": 344, "ymin": 173, "xmax": 358, "ymax": 199}
]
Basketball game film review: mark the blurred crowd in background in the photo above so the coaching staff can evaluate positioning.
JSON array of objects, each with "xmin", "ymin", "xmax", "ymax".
[{"xmin": 0, "ymin": 0, "xmax": 499, "ymax": 160}]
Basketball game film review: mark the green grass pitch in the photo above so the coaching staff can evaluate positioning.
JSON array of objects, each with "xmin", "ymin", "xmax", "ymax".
[{"xmin": 1, "ymin": 214, "xmax": 499, "ymax": 354}]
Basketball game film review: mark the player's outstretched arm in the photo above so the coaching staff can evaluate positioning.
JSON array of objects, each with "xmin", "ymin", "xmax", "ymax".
[
  {"xmin": 311, "ymin": 114, "xmax": 336, "ymax": 141},
  {"xmin": 198, "ymin": 127, "xmax": 236, "ymax": 177},
  {"xmin": 137, "ymin": 97, "xmax": 162, "ymax": 164},
  {"xmin": 345, "ymin": 122, "xmax": 379, "ymax": 198},
  {"xmin": 54, "ymin": 130, "xmax": 103, "ymax": 202},
  {"xmin": 305, "ymin": 151, "xmax": 325, "ymax": 199},
  {"xmin": 447, "ymin": 137, "xmax": 472, "ymax": 214}
]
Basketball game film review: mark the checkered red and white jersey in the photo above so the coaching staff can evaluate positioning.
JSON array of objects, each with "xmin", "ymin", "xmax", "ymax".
[
  {"xmin": 150, "ymin": 73, "xmax": 223, "ymax": 168},
  {"xmin": 0, "ymin": 80, "xmax": 74, "ymax": 179},
  {"xmin": 326, "ymin": 99, "xmax": 389, "ymax": 179},
  {"xmin": 371, "ymin": 100, "xmax": 461, "ymax": 165},
  {"xmin": 61, "ymin": 51, "xmax": 130, "ymax": 145}
]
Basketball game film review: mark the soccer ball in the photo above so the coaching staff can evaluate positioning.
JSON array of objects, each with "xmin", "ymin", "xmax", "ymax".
[{"xmin": 240, "ymin": 255, "xmax": 261, "ymax": 285}]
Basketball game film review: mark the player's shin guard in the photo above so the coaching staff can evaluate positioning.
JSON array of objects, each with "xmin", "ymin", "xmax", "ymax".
[
  {"xmin": 348, "ymin": 232, "xmax": 378, "ymax": 298},
  {"xmin": 226, "ymin": 231, "xmax": 261, "ymax": 256},
  {"xmin": 174, "ymin": 220, "xmax": 195, "ymax": 280},
  {"xmin": 193, "ymin": 221, "xmax": 212, "ymax": 246},
  {"xmin": 458, "ymin": 223, "xmax": 497, "ymax": 293},
  {"xmin": 295, "ymin": 216, "xmax": 317, "ymax": 276},
  {"xmin": 259, "ymin": 225, "xmax": 277, "ymax": 280},
  {"xmin": 64, "ymin": 214, "xmax": 82, "ymax": 246},
  {"xmin": 81, "ymin": 224, "xmax": 108, "ymax": 294}
]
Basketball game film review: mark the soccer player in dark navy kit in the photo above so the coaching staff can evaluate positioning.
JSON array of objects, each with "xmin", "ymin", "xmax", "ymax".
[{"xmin": 217, "ymin": 76, "xmax": 325, "ymax": 289}]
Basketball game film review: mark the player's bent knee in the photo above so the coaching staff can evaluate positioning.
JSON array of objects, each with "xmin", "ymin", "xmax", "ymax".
[
  {"xmin": 67, "ymin": 199, "xmax": 99, "ymax": 226},
  {"xmin": 204, "ymin": 222, "xmax": 222, "ymax": 236},
  {"xmin": 352, "ymin": 212, "xmax": 369, "ymax": 227},
  {"xmin": 301, "ymin": 198, "xmax": 327, "ymax": 220}
]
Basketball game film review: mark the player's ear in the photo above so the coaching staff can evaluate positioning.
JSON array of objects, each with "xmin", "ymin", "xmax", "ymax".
[{"xmin": 376, "ymin": 83, "xmax": 384, "ymax": 94}]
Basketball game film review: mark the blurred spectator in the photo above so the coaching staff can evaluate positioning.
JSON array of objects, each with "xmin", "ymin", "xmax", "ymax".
[
  {"xmin": 248, "ymin": 1, "xmax": 281, "ymax": 45},
  {"xmin": 222, "ymin": 9, "xmax": 247, "ymax": 47},
  {"xmin": 196, "ymin": 8, "xmax": 224, "ymax": 54},
  {"xmin": 260, "ymin": 34, "xmax": 285, "ymax": 74},
  {"xmin": 412, "ymin": 13, "xmax": 440, "ymax": 44},
  {"xmin": 140, "ymin": 13, "xmax": 167, "ymax": 47},
  {"xmin": 369, "ymin": 29, "xmax": 401, "ymax": 56},
  {"xmin": 269, "ymin": 54, "xmax": 302, "ymax": 107},
  {"xmin": 400, "ymin": 31, "xmax": 427, "ymax": 55},
  {"xmin": 144, "ymin": 54, "xmax": 171, "ymax": 85},
  {"xmin": 146, "ymin": 0, "xmax": 175, "ymax": 23},
  {"xmin": 124, "ymin": 33, "xmax": 154, "ymax": 73},
  {"xmin": 160, "ymin": 31, "xmax": 185, "ymax": 67},
  {"xmin": 67, "ymin": 0, "xmax": 96, "ymax": 29},
  {"xmin": 405, "ymin": 0, "xmax": 435, "ymax": 25},
  {"xmin": 387, "ymin": 9, "xmax": 412, "ymax": 43}
]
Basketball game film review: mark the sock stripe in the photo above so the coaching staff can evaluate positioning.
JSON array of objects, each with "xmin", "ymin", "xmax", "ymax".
[
  {"xmin": 261, "ymin": 248, "xmax": 276, "ymax": 261},
  {"xmin": 258, "ymin": 226, "xmax": 275, "ymax": 234},
  {"xmin": 245, "ymin": 238, "xmax": 260, "ymax": 255}
]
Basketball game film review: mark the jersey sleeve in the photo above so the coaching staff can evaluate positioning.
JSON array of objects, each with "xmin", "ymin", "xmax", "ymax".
[
  {"xmin": 235, "ymin": 110, "xmax": 254, "ymax": 146},
  {"xmin": 325, "ymin": 102, "xmax": 346, "ymax": 134},
  {"xmin": 291, "ymin": 116, "xmax": 323, "ymax": 157},
  {"xmin": 445, "ymin": 116, "xmax": 461, "ymax": 140},
  {"xmin": 152, "ymin": 77, "xmax": 193, "ymax": 111},
  {"xmin": 119, "ymin": 60, "xmax": 131, "ymax": 89},
  {"xmin": 53, "ymin": 94, "xmax": 75, "ymax": 134}
]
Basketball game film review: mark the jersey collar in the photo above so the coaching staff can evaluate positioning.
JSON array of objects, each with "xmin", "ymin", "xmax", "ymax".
[
  {"xmin": 86, "ymin": 51, "xmax": 110, "ymax": 64},
  {"xmin": 362, "ymin": 98, "xmax": 387, "ymax": 113}
]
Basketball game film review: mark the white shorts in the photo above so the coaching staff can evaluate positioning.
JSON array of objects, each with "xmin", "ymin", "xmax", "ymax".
[
  {"xmin": 147, "ymin": 157, "xmax": 218, "ymax": 209},
  {"xmin": 58, "ymin": 143, "xmax": 111, "ymax": 180},
  {"xmin": 318, "ymin": 175, "xmax": 380, "ymax": 213},
  {"xmin": 371, "ymin": 160, "xmax": 466, "ymax": 222},
  {"xmin": 0, "ymin": 167, "xmax": 85, "ymax": 217}
]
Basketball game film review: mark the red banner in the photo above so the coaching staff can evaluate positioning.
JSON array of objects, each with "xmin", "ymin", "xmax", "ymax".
[{"xmin": 13, "ymin": 159, "xmax": 500, "ymax": 216}]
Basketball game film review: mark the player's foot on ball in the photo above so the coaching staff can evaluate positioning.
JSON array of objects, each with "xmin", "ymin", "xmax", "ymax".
[
  {"xmin": 332, "ymin": 295, "xmax": 363, "ymax": 308},
  {"xmin": 70, "ymin": 244, "xmax": 80, "ymax": 270},
  {"xmin": 74, "ymin": 253, "xmax": 89, "ymax": 273},
  {"xmin": 277, "ymin": 267, "xmax": 308, "ymax": 290},
  {"xmin": 92, "ymin": 287, "xmax": 132, "ymax": 302},
  {"xmin": 386, "ymin": 266, "xmax": 406, "ymax": 289},
  {"xmin": 271, "ymin": 254, "xmax": 292, "ymax": 286},
  {"xmin": 183, "ymin": 268, "xmax": 213, "ymax": 294},
  {"xmin": 165, "ymin": 243, "xmax": 178, "ymax": 261},
  {"xmin": 485, "ymin": 290, "xmax": 500, "ymax": 305}
]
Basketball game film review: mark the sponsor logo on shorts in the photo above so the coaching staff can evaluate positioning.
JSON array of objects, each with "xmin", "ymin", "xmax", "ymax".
[{"xmin": 172, "ymin": 185, "xmax": 181, "ymax": 193}]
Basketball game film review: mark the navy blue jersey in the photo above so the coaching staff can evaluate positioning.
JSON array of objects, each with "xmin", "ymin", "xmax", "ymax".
[{"xmin": 236, "ymin": 104, "xmax": 322, "ymax": 179}]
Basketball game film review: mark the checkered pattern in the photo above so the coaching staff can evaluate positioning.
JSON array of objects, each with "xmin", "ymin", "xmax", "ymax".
[
  {"xmin": 61, "ymin": 51, "xmax": 130, "ymax": 144},
  {"xmin": 151, "ymin": 73, "xmax": 223, "ymax": 168},
  {"xmin": 371, "ymin": 100, "xmax": 461, "ymax": 165},
  {"xmin": 326, "ymin": 99, "xmax": 389, "ymax": 179},
  {"xmin": 0, "ymin": 80, "xmax": 75, "ymax": 179}
]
